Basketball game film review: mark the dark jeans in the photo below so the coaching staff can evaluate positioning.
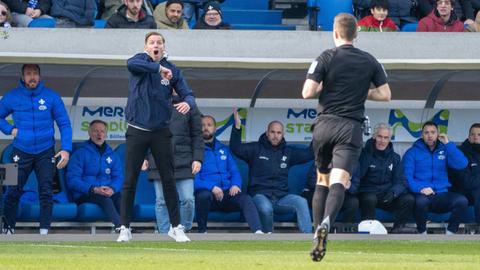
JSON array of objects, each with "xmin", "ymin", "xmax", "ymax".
[
  {"xmin": 3, "ymin": 147, "xmax": 55, "ymax": 229},
  {"xmin": 359, "ymin": 192, "xmax": 415, "ymax": 227},
  {"xmin": 195, "ymin": 189, "xmax": 262, "ymax": 233},
  {"xmin": 77, "ymin": 192, "xmax": 121, "ymax": 227},
  {"xmin": 464, "ymin": 187, "xmax": 480, "ymax": 224},
  {"xmin": 120, "ymin": 126, "xmax": 180, "ymax": 227},
  {"xmin": 302, "ymin": 190, "xmax": 359, "ymax": 223},
  {"xmin": 414, "ymin": 192, "xmax": 468, "ymax": 233}
]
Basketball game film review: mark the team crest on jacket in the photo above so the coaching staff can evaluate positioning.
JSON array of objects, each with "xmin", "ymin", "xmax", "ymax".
[
  {"xmin": 219, "ymin": 149, "xmax": 227, "ymax": 160},
  {"xmin": 438, "ymin": 155, "xmax": 445, "ymax": 160},
  {"xmin": 12, "ymin": 155, "xmax": 20, "ymax": 162},
  {"xmin": 161, "ymin": 79, "xmax": 170, "ymax": 86},
  {"xmin": 106, "ymin": 156, "xmax": 112, "ymax": 164},
  {"xmin": 105, "ymin": 168, "xmax": 111, "ymax": 175},
  {"xmin": 388, "ymin": 163, "xmax": 393, "ymax": 171},
  {"xmin": 280, "ymin": 163, "xmax": 287, "ymax": 169},
  {"xmin": 38, "ymin": 99, "xmax": 47, "ymax": 111}
]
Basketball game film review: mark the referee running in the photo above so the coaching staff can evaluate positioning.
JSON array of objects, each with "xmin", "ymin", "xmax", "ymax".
[{"xmin": 302, "ymin": 13, "xmax": 391, "ymax": 262}]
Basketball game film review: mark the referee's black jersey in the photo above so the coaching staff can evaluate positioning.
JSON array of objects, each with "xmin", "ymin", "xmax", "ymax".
[{"xmin": 306, "ymin": 44, "xmax": 387, "ymax": 122}]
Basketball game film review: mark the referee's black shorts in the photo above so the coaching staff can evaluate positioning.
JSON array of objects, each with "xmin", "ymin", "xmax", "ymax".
[{"xmin": 311, "ymin": 115, "xmax": 363, "ymax": 175}]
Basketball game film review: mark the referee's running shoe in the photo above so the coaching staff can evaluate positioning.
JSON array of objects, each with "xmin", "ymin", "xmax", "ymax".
[{"xmin": 310, "ymin": 223, "xmax": 328, "ymax": 262}]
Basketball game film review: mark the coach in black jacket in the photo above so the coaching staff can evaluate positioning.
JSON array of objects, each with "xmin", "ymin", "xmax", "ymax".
[{"xmin": 351, "ymin": 123, "xmax": 415, "ymax": 233}]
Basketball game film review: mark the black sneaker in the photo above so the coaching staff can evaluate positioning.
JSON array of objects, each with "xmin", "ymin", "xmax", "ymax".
[{"xmin": 310, "ymin": 223, "xmax": 328, "ymax": 262}]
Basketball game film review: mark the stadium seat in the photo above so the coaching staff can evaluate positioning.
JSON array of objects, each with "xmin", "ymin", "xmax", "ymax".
[
  {"xmin": 401, "ymin": 23, "xmax": 418, "ymax": 32},
  {"xmin": 28, "ymin": 18, "xmax": 56, "ymax": 28},
  {"xmin": 94, "ymin": 20, "xmax": 107, "ymax": 28},
  {"xmin": 308, "ymin": 0, "xmax": 353, "ymax": 31},
  {"xmin": 222, "ymin": 0, "xmax": 269, "ymax": 10}
]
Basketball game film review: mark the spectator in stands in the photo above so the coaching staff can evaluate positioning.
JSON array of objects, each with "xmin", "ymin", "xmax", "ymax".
[
  {"xmin": 351, "ymin": 123, "xmax": 415, "ymax": 233},
  {"xmin": 5, "ymin": 0, "xmax": 52, "ymax": 27},
  {"xmin": 66, "ymin": 120, "xmax": 123, "ymax": 229},
  {"xmin": 403, "ymin": 121, "xmax": 468, "ymax": 234},
  {"xmin": 418, "ymin": 0, "xmax": 475, "ymax": 25},
  {"xmin": 117, "ymin": 32, "xmax": 195, "ymax": 243},
  {"xmin": 106, "ymin": 0, "xmax": 156, "ymax": 29},
  {"xmin": 464, "ymin": 9, "xmax": 480, "ymax": 31},
  {"xmin": 50, "ymin": 0, "xmax": 96, "ymax": 27},
  {"xmin": 303, "ymin": 164, "xmax": 359, "ymax": 228},
  {"xmin": 449, "ymin": 123, "xmax": 480, "ymax": 230},
  {"xmin": 0, "ymin": 1, "xmax": 13, "ymax": 27},
  {"xmin": 358, "ymin": 0, "xmax": 398, "ymax": 31},
  {"xmin": 143, "ymin": 90, "xmax": 203, "ymax": 234},
  {"xmin": 194, "ymin": 1, "xmax": 230, "ymax": 29},
  {"xmin": 0, "ymin": 64, "xmax": 72, "ymax": 235},
  {"xmin": 416, "ymin": 0, "xmax": 464, "ymax": 31},
  {"xmin": 230, "ymin": 110, "xmax": 313, "ymax": 233},
  {"xmin": 353, "ymin": 0, "xmax": 417, "ymax": 28},
  {"xmin": 153, "ymin": 0, "xmax": 189, "ymax": 29},
  {"xmin": 194, "ymin": 115, "xmax": 263, "ymax": 234}
]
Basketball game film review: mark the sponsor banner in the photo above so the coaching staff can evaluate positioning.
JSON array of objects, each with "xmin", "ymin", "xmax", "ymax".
[{"xmin": 0, "ymin": 106, "xmax": 476, "ymax": 143}]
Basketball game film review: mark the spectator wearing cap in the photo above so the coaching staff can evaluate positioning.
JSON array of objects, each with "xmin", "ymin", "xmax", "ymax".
[
  {"xmin": 194, "ymin": 1, "xmax": 230, "ymax": 29},
  {"xmin": 106, "ymin": 0, "xmax": 156, "ymax": 29},
  {"xmin": 358, "ymin": 0, "xmax": 398, "ymax": 32},
  {"xmin": 416, "ymin": 0, "xmax": 464, "ymax": 31},
  {"xmin": 153, "ymin": 0, "xmax": 189, "ymax": 29},
  {"xmin": 5, "ymin": 0, "xmax": 52, "ymax": 27}
]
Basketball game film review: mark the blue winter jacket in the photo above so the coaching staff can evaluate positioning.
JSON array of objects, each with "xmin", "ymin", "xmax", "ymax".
[
  {"xmin": 126, "ymin": 53, "xmax": 196, "ymax": 130},
  {"xmin": 403, "ymin": 139, "xmax": 468, "ymax": 194},
  {"xmin": 50, "ymin": 0, "xmax": 96, "ymax": 26},
  {"xmin": 0, "ymin": 80, "xmax": 72, "ymax": 154},
  {"xmin": 66, "ymin": 140, "xmax": 124, "ymax": 200},
  {"xmin": 448, "ymin": 140, "xmax": 480, "ymax": 192},
  {"xmin": 230, "ymin": 127, "xmax": 313, "ymax": 199},
  {"xmin": 350, "ymin": 138, "xmax": 408, "ymax": 196},
  {"xmin": 194, "ymin": 139, "xmax": 242, "ymax": 192}
]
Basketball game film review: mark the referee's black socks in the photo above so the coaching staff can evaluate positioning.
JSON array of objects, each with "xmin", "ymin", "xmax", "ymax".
[
  {"xmin": 321, "ymin": 183, "xmax": 345, "ymax": 230},
  {"xmin": 312, "ymin": 185, "xmax": 329, "ymax": 229}
]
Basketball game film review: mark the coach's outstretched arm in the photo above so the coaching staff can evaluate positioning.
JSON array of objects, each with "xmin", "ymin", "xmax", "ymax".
[{"xmin": 367, "ymin": 83, "xmax": 391, "ymax": 101}]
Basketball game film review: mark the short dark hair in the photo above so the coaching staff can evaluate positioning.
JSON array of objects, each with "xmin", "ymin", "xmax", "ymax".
[
  {"xmin": 436, "ymin": 0, "xmax": 455, "ymax": 6},
  {"xmin": 144, "ymin": 32, "xmax": 165, "ymax": 44},
  {"xmin": 89, "ymin": 119, "xmax": 108, "ymax": 129},
  {"xmin": 422, "ymin": 121, "xmax": 438, "ymax": 131},
  {"xmin": 202, "ymin": 115, "xmax": 216, "ymax": 125},
  {"xmin": 370, "ymin": 0, "xmax": 389, "ymax": 10},
  {"xmin": 166, "ymin": 0, "xmax": 183, "ymax": 8},
  {"xmin": 333, "ymin": 13, "xmax": 358, "ymax": 41},
  {"xmin": 21, "ymin": 64, "xmax": 40, "ymax": 76},
  {"xmin": 469, "ymin": 123, "xmax": 480, "ymax": 133}
]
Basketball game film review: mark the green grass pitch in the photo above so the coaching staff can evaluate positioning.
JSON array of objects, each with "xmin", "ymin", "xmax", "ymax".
[{"xmin": 1, "ymin": 240, "xmax": 479, "ymax": 270}]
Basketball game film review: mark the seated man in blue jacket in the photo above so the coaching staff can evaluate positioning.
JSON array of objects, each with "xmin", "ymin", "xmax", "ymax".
[
  {"xmin": 304, "ymin": 163, "xmax": 359, "ymax": 231},
  {"xmin": 449, "ymin": 123, "xmax": 480, "ymax": 231},
  {"xmin": 403, "ymin": 121, "xmax": 469, "ymax": 234},
  {"xmin": 351, "ymin": 123, "xmax": 415, "ymax": 233},
  {"xmin": 195, "ymin": 115, "xmax": 262, "ymax": 234},
  {"xmin": 230, "ymin": 110, "xmax": 313, "ymax": 233},
  {"xmin": 66, "ymin": 120, "xmax": 124, "ymax": 228}
]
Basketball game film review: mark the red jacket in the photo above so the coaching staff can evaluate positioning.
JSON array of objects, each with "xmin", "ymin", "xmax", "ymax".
[
  {"xmin": 416, "ymin": 10, "xmax": 464, "ymax": 32},
  {"xmin": 358, "ymin": 16, "xmax": 398, "ymax": 32}
]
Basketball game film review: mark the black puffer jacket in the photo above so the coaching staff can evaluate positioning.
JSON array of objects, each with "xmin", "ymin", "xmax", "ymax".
[{"xmin": 106, "ymin": 4, "xmax": 156, "ymax": 29}]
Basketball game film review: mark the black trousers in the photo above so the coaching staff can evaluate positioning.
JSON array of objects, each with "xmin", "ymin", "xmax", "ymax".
[
  {"xmin": 359, "ymin": 192, "xmax": 415, "ymax": 227},
  {"xmin": 120, "ymin": 126, "xmax": 180, "ymax": 227}
]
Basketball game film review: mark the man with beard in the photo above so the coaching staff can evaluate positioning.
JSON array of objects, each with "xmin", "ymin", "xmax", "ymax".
[
  {"xmin": 403, "ymin": 121, "xmax": 468, "ymax": 234},
  {"xmin": 106, "ymin": 0, "xmax": 156, "ymax": 29},
  {"xmin": 153, "ymin": 0, "xmax": 189, "ymax": 29},
  {"xmin": 194, "ymin": 115, "xmax": 262, "ymax": 234},
  {"xmin": 0, "ymin": 64, "xmax": 72, "ymax": 235},
  {"xmin": 230, "ymin": 110, "xmax": 313, "ymax": 234},
  {"xmin": 449, "ymin": 123, "xmax": 480, "ymax": 232},
  {"xmin": 117, "ymin": 32, "xmax": 195, "ymax": 243}
]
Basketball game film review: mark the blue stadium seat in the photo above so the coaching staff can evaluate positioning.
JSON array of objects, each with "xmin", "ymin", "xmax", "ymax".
[
  {"xmin": 308, "ymin": 0, "xmax": 353, "ymax": 31},
  {"xmin": 401, "ymin": 23, "xmax": 418, "ymax": 32},
  {"xmin": 230, "ymin": 24, "xmax": 295, "ymax": 30},
  {"xmin": 94, "ymin": 20, "xmax": 107, "ymax": 28},
  {"xmin": 222, "ymin": 0, "xmax": 269, "ymax": 10},
  {"xmin": 28, "ymin": 18, "xmax": 56, "ymax": 28},
  {"xmin": 222, "ymin": 10, "xmax": 283, "ymax": 25}
]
